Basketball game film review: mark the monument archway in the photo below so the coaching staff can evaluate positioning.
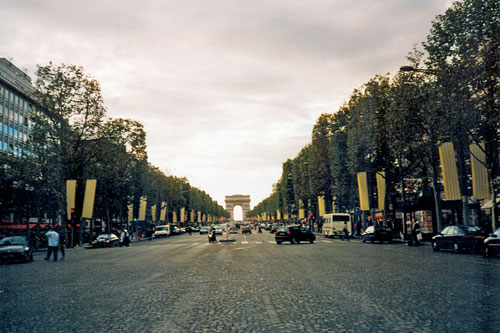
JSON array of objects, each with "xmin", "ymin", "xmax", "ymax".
[{"xmin": 225, "ymin": 194, "xmax": 251, "ymax": 221}]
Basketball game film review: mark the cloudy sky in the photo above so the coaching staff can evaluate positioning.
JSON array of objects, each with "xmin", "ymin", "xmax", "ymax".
[{"xmin": 1, "ymin": 0, "xmax": 454, "ymax": 210}]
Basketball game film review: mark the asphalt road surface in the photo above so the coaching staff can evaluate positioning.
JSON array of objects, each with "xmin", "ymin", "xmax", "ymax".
[{"xmin": 1, "ymin": 231, "xmax": 499, "ymax": 332}]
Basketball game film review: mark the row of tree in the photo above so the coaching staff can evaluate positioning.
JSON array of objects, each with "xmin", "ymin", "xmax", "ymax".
[
  {"xmin": 1, "ymin": 63, "xmax": 228, "ymax": 224},
  {"xmin": 248, "ymin": 0, "xmax": 500, "ymax": 231}
]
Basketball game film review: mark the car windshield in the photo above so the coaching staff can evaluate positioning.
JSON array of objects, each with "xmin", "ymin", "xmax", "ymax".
[
  {"xmin": 156, "ymin": 227, "xmax": 167, "ymax": 231},
  {"xmin": 277, "ymin": 227, "xmax": 289, "ymax": 232},
  {"xmin": 0, "ymin": 236, "xmax": 26, "ymax": 246},
  {"xmin": 494, "ymin": 228, "xmax": 500, "ymax": 236},
  {"xmin": 200, "ymin": 227, "xmax": 208, "ymax": 230},
  {"xmin": 97, "ymin": 234, "xmax": 110, "ymax": 239}
]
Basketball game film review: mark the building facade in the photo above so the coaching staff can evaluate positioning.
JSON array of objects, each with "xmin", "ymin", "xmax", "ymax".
[{"xmin": 0, "ymin": 58, "xmax": 38, "ymax": 157}]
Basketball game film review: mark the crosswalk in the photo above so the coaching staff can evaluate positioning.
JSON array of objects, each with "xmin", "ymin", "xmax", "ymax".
[{"xmin": 154, "ymin": 239, "xmax": 344, "ymax": 247}]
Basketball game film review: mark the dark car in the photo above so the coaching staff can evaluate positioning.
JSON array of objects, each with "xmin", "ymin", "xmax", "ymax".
[
  {"xmin": 361, "ymin": 226, "xmax": 393, "ymax": 243},
  {"xmin": 241, "ymin": 226, "xmax": 252, "ymax": 234},
  {"xmin": 275, "ymin": 225, "xmax": 315, "ymax": 244},
  {"xmin": 270, "ymin": 225, "xmax": 278, "ymax": 233},
  {"xmin": 483, "ymin": 227, "xmax": 500, "ymax": 257},
  {"xmin": 91, "ymin": 233, "xmax": 120, "ymax": 248},
  {"xmin": 432, "ymin": 225, "xmax": 486, "ymax": 253},
  {"xmin": 0, "ymin": 236, "xmax": 33, "ymax": 263}
]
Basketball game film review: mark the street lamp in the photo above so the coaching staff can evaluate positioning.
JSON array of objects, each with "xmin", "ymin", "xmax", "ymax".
[{"xmin": 303, "ymin": 161, "xmax": 313, "ymax": 232}]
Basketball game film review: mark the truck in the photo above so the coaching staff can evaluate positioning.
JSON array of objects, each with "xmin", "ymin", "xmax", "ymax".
[{"xmin": 322, "ymin": 213, "xmax": 351, "ymax": 238}]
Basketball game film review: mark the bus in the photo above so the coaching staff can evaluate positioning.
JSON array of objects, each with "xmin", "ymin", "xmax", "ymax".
[{"xmin": 322, "ymin": 213, "xmax": 351, "ymax": 238}]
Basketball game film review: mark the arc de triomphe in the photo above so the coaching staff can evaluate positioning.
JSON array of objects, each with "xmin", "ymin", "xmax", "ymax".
[{"xmin": 225, "ymin": 194, "xmax": 251, "ymax": 221}]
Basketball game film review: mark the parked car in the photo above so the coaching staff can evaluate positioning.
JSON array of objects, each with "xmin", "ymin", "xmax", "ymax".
[
  {"xmin": 229, "ymin": 227, "xmax": 239, "ymax": 234},
  {"xmin": 275, "ymin": 225, "xmax": 315, "ymax": 244},
  {"xmin": 241, "ymin": 226, "xmax": 252, "ymax": 234},
  {"xmin": 153, "ymin": 225, "xmax": 169, "ymax": 238},
  {"xmin": 91, "ymin": 233, "xmax": 121, "ymax": 248},
  {"xmin": 361, "ymin": 226, "xmax": 393, "ymax": 243},
  {"xmin": 0, "ymin": 236, "xmax": 33, "ymax": 263},
  {"xmin": 214, "ymin": 227, "xmax": 224, "ymax": 235},
  {"xmin": 483, "ymin": 227, "xmax": 500, "ymax": 257},
  {"xmin": 200, "ymin": 226, "xmax": 210, "ymax": 234},
  {"xmin": 432, "ymin": 225, "xmax": 486, "ymax": 253}
]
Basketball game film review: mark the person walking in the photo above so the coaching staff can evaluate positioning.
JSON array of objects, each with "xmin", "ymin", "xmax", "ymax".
[
  {"xmin": 44, "ymin": 226, "xmax": 60, "ymax": 262},
  {"xmin": 57, "ymin": 227, "xmax": 66, "ymax": 260},
  {"xmin": 412, "ymin": 221, "xmax": 421, "ymax": 246},
  {"xmin": 340, "ymin": 221, "xmax": 350, "ymax": 241}
]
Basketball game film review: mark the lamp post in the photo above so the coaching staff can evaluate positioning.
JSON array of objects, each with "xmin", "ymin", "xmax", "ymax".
[{"xmin": 303, "ymin": 161, "xmax": 313, "ymax": 231}]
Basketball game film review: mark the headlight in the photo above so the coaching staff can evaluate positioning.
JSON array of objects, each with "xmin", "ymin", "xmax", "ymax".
[
  {"xmin": 24, "ymin": 247, "xmax": 30, "ymax": 251},
  {"xmin": 485, "ymin": 239, "xmax": 490, "ymax": 244}
]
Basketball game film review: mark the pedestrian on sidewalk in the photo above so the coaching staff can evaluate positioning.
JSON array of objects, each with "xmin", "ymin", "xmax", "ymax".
[
  {"xmin": 44, "ymin": 226, "xmax": 60, "ymax": 262},
  {"xmin": 57, "ymin": 227, "xmax": 66, "ymax": 260},
  {"xmin": 340, "ymin": 222, "xmax": 350, "ymax": 241}
]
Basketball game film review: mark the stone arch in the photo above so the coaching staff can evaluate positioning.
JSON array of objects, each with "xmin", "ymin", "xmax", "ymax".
[{"xmin": 225, "ymin": 194, "xmax": 251, "ymax": 221}]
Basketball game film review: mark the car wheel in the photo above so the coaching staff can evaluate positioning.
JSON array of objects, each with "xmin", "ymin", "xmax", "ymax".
[
  {"xmin": 291, "ymin": 238, "xmax": 297, "ymax": 244},
  {"xmin": 276, "ymin": 241, "xmax": 282, "ymax": 245},
  {"xmin": 362, "ymin": 236, "xmax": 366, "ymax": 243},
  {"xmin": 484, "ymin": 246, "xmax": 491, "ymax": 257},
  {"xmin": 432, "ymin": 241, "xmax": 440, "ymax": 252},
  {"xmin": 453, "ymin": 242, "xmax": 460, "ymax": 254},
  {"xmin": 370, "ymin": 237, "xmax": 375, "ymax": 243},
  {"xmin": 310, "ymin": 238, "xmax": 314, "ymax": 244}
]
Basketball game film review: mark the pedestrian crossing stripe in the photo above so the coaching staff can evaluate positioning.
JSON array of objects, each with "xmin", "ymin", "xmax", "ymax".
[
  {"xmin": 255, "ymin": 241, "xmax": 262, "ymax": 244},
  {"xmin": 242, "ymin": 241, "xmax": 249, "ymax": 244},
  {"xmin": 322, "ymin": 240, "xmax": 332, "ymax": 243}
]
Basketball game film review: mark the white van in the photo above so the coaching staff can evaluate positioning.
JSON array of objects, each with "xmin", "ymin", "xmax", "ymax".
[
  {"xmin": 322, "ymin": 213, "xmax": 351, "ymax": 238},
  {"xmin": 153, "ymin": 225, "xmax": 170, "ymax": 238}
]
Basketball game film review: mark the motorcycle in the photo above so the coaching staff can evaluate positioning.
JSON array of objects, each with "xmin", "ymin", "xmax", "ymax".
[{"xmin": 208, "ymin": 231, "xmax": 217, "ymax": 243}]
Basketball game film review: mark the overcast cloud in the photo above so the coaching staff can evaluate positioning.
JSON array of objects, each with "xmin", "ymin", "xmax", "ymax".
[{"xmin": 1, "ymin": 0, "xmax": 454, "ymax": 209}]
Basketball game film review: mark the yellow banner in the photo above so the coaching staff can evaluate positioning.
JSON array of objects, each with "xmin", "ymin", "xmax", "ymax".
[
  {"xmin": 190, "ymin": 210, "xmax": 194, "ymax": 222},
  {"xmin": 151, "ymin": 205, "xmax": 157, "ymax": 222},
  {"xmin": 82, "ymin": 179, "xmax": 97, "ymax": 219},
  {"xmin": 203, "ymin": 214, "xmax": 206, "ymax": 222},
  {"xmin": 66, "ymin": 180, "xmax": 77, "ymax": 220},
  {"xmin": 172, "ymin": 211, "xmax": 178, "ymax": 223},
  {"xmin": 139, "ymin": 196, "xmax": 147, "ymax": 221},
  {"xmin": 439, "ymin": 142, "xmax": 461, "ymax": 200},
  {"xmin": 470, "ymin": 143, "xmax": 490, "ymax": 200},
  {"xmin": 284, "ymin": 213, "xmax": 289, "ymax": 220},
  {"xmin": 317, "ymin": 196, "xmax": 326, "ymax": 216},
  {"xmin": 128, "ymin": 204, "xmax": 134, "ymax": 222},
  {"xmin": 180, "ymin": 207, "xmax": 185, "ymax": 222},
  {"xmin": 160, "ymin": 202, "xmax": 167, "ymax": 222},
  {"xmin": 357, "ymin": 172, "xmax": 370, "ymax": 210},
  {"xmin": 376, "ymin": 172, "xmax": 386, "ymax": 211},
  {"xmin": 198, "ymin": 211, "xmax": 201, "ymax": 222},
  {"xmin": 277, "ymin": 210, "xmax": 281, "ymax": 220},
  {"xmin": 299, "ymin": 209, "xmax": 305, "ymax": 219}
]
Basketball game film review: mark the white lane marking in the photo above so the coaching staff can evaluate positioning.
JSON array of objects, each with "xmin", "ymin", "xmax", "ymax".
[
  {"xmin": 242, "ymin": 241, "xmax": 249, "ymax": 244},
  {"xmin": 255, "ymin": 241, "xmax": 263, "ymax": 244},
  {"xmin": 322, "ymin": 240, "xmax": 333, "ymax": 243},
  {"xmin": 268, "ymin": 241, "xmax": 275, "ymax": 244}
]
